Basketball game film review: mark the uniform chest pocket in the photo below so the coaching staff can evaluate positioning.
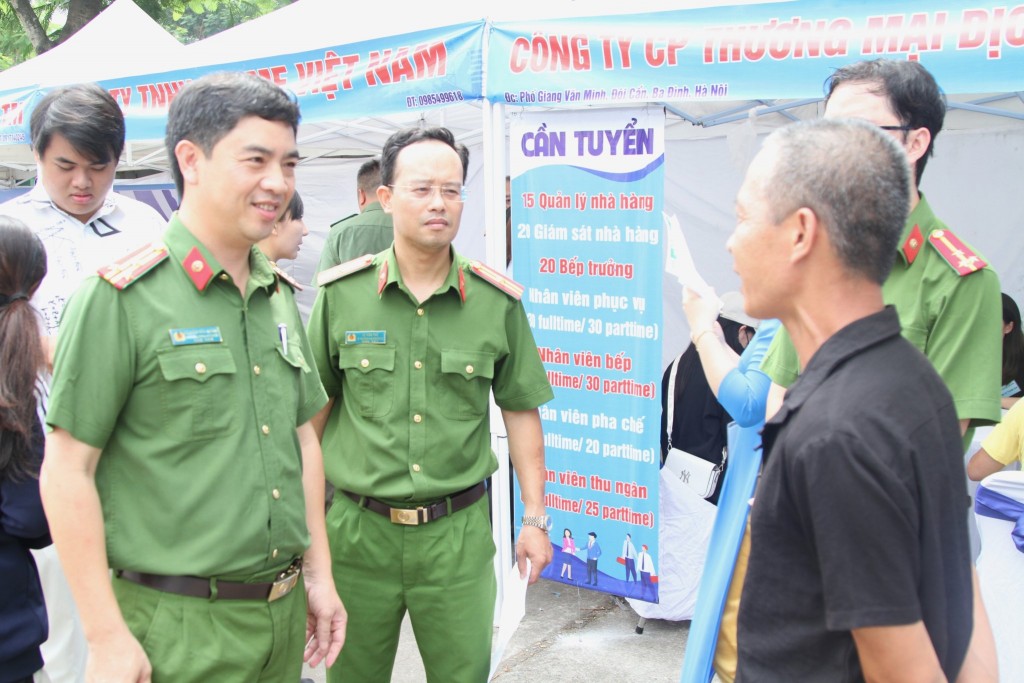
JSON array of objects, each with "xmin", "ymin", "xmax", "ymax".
[
  {"xmin": 438, "ymin": 350, "xmax": 495, "ymax": 420},
  {"xmin": 338, "ymin": 345, "xmax": 396, "ymax": 418},
  {"xmin": 276, "ymin": 335, "xmax": 311, "ymax": 373},
  {"xmin": 156, "ymin": 346, "xmax": 237, "ymax": 441}
]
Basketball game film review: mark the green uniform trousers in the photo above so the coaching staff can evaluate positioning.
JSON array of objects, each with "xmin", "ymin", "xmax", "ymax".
[
  {"xmin": 112, "ymin": 571, "xmax": 306, "ymax": 682},
  {"xmin": 327, "ymin": 492, "xmax": 496, "ymax": 683}
]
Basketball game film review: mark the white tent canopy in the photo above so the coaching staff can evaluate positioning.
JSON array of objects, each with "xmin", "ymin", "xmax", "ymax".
[{"xmin": 0, "ymin": 0, "xmax": 186, "ymax": 176}]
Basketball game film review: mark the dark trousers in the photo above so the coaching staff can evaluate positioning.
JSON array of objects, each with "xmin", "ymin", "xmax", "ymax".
[
  {"xmin": 641, "ymin": 571, "xmax": 654, "ymax": 598},
  {"xmin": 587, "ymin": 559, "xmax": 598, "ymax": 585},
  {"xmin": 624, "ymin": 557, "xmax": 637, "ymax": 582}
]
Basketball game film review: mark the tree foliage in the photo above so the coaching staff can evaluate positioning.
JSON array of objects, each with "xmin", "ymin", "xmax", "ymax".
[{"xmin": 0, "ymin": 0, "xmax": 289, "ymax": 68}]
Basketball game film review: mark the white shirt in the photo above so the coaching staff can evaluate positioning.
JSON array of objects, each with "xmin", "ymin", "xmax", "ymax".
[
  {"xmin": 1, "ymin": 184, "xmax": 166, "ymax": 335},
  {"xmin": 638, "ymin": 551, "xmax": 655, "ymax": 574}
]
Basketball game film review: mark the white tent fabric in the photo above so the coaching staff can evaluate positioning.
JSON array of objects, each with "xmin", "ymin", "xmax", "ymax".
[{"xmin": 181, "ymin": 0, "xmax": 778, "ymax": 60}]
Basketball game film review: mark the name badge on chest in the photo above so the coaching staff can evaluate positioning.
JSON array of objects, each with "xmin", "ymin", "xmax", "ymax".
[
  {"xmin": 345, "ymin": 330, "xmax": 386, "ymax": 345},
  {"xmin": 169, "ymin": 326, "xmax": 223, "ymax": 346}
]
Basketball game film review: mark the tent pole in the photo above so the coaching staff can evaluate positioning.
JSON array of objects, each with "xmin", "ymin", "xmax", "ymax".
[{"xmin": 484, "ymin": 98, "xmax": 516, "ymax": 626}]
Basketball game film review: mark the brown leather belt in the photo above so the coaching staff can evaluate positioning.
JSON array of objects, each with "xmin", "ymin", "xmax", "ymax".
[
  {"xmin": 343, "ymin": 482, "xmax": 487, "ymax": 526},
  {"xmin": 116, "ymin": 559, "xmax": 302, "ymax": 602}
]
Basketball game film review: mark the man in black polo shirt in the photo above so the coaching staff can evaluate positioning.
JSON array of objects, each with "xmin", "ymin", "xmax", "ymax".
[{"xmin": 729, "ymin": 119, "xmax": 996, "ymax": 682}]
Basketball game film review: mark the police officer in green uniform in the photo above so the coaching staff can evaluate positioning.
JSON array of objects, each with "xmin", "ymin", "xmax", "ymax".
[
  {"xmin": 760, "ymin": 59, "xmax": 1002, "ymax": 441},
  {"xmin": 315, "ymin": 157, "xmax": 394, "ymax": 275},
  {"xmin": 307, "ymin": 127, "xmax": 554, "ymax": 683},
  {"xmin": 41, "ymin": 73, "xmax": 346, "ymax": 682}
]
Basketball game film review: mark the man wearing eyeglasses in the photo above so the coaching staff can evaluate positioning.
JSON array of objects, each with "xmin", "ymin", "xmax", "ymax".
[
  {"xmin": 307, "ymin": 127, "xmax": 553, "ymax": 683},
  {"xmin": 760, "ymin": 59, "xmax": 1002, "ymax": 440}
]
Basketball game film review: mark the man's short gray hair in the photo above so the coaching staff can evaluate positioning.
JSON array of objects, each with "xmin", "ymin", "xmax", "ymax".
[{"xmin": 762, "ymin": 119, "xmax": 911, "ymax": 284}]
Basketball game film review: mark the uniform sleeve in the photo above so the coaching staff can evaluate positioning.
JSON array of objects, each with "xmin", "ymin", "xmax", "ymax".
[
  {"xmin": 927, "ymin": 267, "xmax": 1002, "ymax": 426},
  {"xmin": 46, "ymin": 278, "xmax": 136, "ymax": 449},
  {"xmin": 315, "ymin": 230, "xmax": 342, "ymax": 276},
  {"xmin": 789, "ymin": 432, "xmax": 924, "ymax": 631},
  {"xmin": 759, "ymin": 325, "xmax": 800, "ymax": 388},
  {"xmin": 491, "ymin": 299, "xmax": 554, "ymax": 411},
  {"xmin": 306, "ymin": 286, "xmax": 344, "ymax": 398},
  {"xmin": 980, "ymin": 399, "xmax": 1024, "ymax": 467}
]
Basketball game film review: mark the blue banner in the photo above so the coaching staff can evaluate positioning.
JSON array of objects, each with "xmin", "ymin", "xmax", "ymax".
[
  {"xmin": 0, "ymin": 21, "xmax": 484, "ymax": 144},
  {"xmin": 511, "ymin": 108, "xmax": 664, "ymax": 602},
  {"xmin": 489, "ymin": 0, "xmax": 1024, "ymax": 105},
  {"xmin": 0, "ymin": 86, "xmax": 40, "ymax": 145}
]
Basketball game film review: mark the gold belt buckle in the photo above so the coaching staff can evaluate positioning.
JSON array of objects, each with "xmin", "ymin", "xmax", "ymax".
[
  {"xmin": 390, "ymin": 506, "xmax": 428, "ymax": 525},
  {"xmin": 267, "ymin": 562, "xmax": 301, "ymax": 603}
]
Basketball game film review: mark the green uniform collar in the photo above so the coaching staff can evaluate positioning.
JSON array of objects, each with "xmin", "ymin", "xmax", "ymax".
[
  {"xmin": 165, "ymin": 214, "xmax": 277, "ymax": 296},
  {"xmin": 377, "ymin": 245, "xmax": 466, "ymax": 305},
  {"xmin": 329, "ymin": 201, "xmax": 386, "ymax": 229}
]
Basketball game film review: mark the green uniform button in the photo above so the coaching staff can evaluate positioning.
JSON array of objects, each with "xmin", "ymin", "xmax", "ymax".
[
  {"xmin": 272, "ymin": 488, "xmax": 281, "ymax": 499},
  {"xmin": 261, "ymin": 424, "xmax": 270, "ymax": 435},
  {"xmin": 412, "ymin": 464, "xmax": 421, "ymax": 472},
  {"xmin": 195, "ymin": 362, "xmax": 207, "ymax": 374},
  {"xmin": 253, "ymin": 365, "xmax": 261, "ymax": 375},
  {"xmin": 361, "ymin": 359, "xmax": 370, "ymax": 368},
  {"xmin": 414, "ymin": 360, "xmax": 423, "ymax": 369},
  {"xmin": 413, "ymin": 414, "xmax": 422, "ymax": 423},
  {"xmin": 272, "ymin": 548, "xmax": 279, "ymax": 559},
  {"xmin": 465, "ymin": 365, "xmax": 474, "ymax": 374},
  {"xmin": 416, "ymin": 308, "xmax": 424, "ymax": 316}
]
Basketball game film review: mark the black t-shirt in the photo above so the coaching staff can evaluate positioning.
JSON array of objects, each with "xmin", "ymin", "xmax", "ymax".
[{"xmin": 737, "ymin": 308, "xmax": 973, "ymax": 682}]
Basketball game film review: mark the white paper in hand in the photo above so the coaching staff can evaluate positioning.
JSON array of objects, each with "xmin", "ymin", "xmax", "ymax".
[
  {"xmin": 664, "ymin": 212, "xmax": 722, "ymax": 310},
  {"xmin": 488, "ymin": 560, "xmax": 530, "ymax": 681}
]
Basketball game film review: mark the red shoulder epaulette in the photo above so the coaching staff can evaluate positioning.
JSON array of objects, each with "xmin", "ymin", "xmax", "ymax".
[
  {"xmin": 271, "ymin": 262, "xmax": 304, "ymax": 292},
  {"xmin": 316, "ymin": 254, "xmax": 374, "ymax": 287},
  {"xmin": 97, "ymin": 242, "xmax": 169, "ymax": 290},
  {"xmin": 469, "ymin": 260, "xmax": 524, "ymax": 300},
  {"xmin": 928, "ymin": 229, "xmax": 987, "ymax": 276}
]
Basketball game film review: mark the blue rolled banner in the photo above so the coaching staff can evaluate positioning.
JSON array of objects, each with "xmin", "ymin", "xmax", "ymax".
[{"xmin": 975, "ymin": 484, "xmax": 1024, "ymax": 554}]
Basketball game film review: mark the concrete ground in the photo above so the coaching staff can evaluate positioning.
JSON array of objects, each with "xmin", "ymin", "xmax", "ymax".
[{"xmin": 302, "ymin": 578, "xmax": 691, "ymax": 682}]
